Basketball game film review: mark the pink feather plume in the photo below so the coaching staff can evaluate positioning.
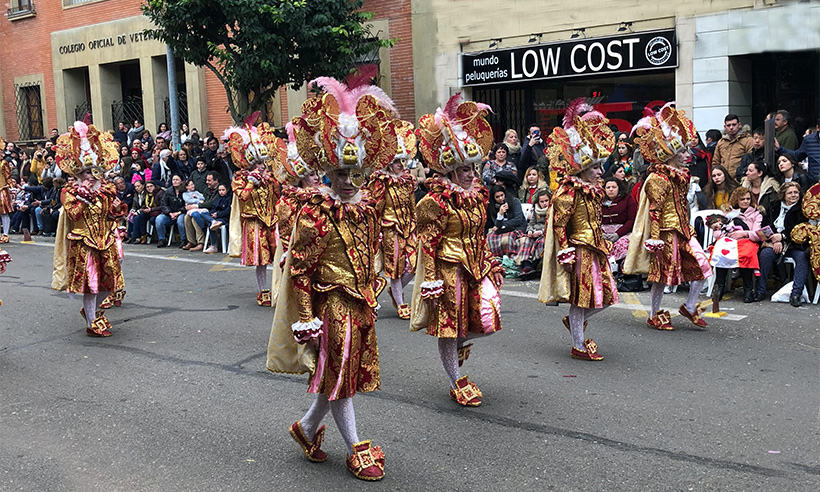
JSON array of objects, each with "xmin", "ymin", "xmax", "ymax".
[
  {"xmin": 73, "ymin": 120, "xmax": 88, "ymax": 138},
  {"xmin": 443, "ymin": 93, "xmax": 463, "ymax": 121},
  {"xmin": 243, "ymin": 111, "xmax": 261, "ymax": 128},
  {"xmin": 349, "ymin": 84, "xmax": 398, "ymax": 117},
  {"xmin": 285, "ymin": 121, "xmax": 297, "ymax": 144},
  {"xmin": 310, "ymin": 77, "xmax": 355, "ymax": 114},
  {"xmin": 562, "ymin": 98, "xmax": 593, "ymax": 129}
]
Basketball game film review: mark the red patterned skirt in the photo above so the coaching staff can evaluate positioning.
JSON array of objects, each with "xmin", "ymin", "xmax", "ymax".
[
  {"xmin": 240, "ymin": 218, "xmax": 276, "ymax": 266},
  {"xmin": 65, "ymin": 239, "xmax": 124, "ymax": 294}
]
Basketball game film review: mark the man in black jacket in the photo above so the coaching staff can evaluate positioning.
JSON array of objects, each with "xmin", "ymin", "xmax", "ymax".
[{"xmin": 519, "ymin": 123, "xmax": 547, "ymax": 182}]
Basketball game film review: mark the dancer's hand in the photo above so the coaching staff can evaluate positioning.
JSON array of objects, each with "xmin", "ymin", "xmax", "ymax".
[{"xmin": 493, "ymin": 271, "xmax": 504, "ymax": 288}]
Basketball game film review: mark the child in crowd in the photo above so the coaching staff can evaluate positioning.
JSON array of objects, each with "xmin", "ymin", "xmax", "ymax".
[
  {"xmin": 182, "ymin": 179, "xmax": 207, "ymax": 216},
  {"xmin": 707, "ymin": 214, "xmax": 760, "ymax": 303},
  {"xmin": 515, "ymin": 189, "xmax": 550, "ymax": 275}
]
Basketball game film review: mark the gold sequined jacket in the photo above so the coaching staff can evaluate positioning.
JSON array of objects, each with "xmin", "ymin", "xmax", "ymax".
[
  {"xmin": 551, "ymin": 177, "xmax": 612, "ymax": 256},
  {"xmin": 231, "ymin": 169, "xmax": 280, "ymax": 228},
  {"xmin": 276, "ymin": 185, "xmax": 313, "ymax": 251},
  {"xmin": 367, "ymin": 170, "xmax": 417, "ymax": 238},
  {"xmin": 62, "ymin": 183, "xmax": 128, "ymax": 251},
  {"xmin": 289, "ymin": 190, "xmax": 384, "ymax": 322},
  {"xmin": 643, "ymin": 164, "xmax": 693, "ymax": 240}
]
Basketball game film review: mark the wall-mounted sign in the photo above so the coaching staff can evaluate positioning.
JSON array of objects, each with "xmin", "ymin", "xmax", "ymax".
[{"xmin": 461, "ymin": 29, "xmax": 677, "ymax": 86}]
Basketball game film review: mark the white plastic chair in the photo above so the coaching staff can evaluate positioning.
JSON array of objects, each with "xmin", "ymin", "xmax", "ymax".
[
  {"xmin": 203, "ymin": 224, "xmax": 228, "ymax": 253},
  {"xmin": 146, "ymin": 222, "xmax": 175, "ymax": 246}
]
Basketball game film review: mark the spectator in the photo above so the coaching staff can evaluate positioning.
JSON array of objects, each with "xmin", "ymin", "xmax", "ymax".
[
  {"xmin": 29, "ymin": 151, "xmax": 47, "ymax": 183},
  {"xmin": 127, "ymin": 119, "xmax": 144, "ymax": 147},
  {"xmin": 151, "ymin": 149, "xmax": 177, "ymax": 188},
  {"xmin": 156, "ymin": 122, "xmax": 171, "ymax": 143},
  {"xmin": 712, "ymin": 114, "xmax": 753, "ymax": 178},
  {"xmin": 114, "ymin": 122, "xmax": 129, "ymax": 148},
  {"xmin": 754, "ymin": 182, "xmax": 808, "ymax": 306},
  {"xmin": 502, "ymin": 129, "xmax": 523, "ymax": 176},
  {"xmin": 703, "ymin": 164, "xmax": 739, "ymax": 210},
  {"xmin": 130, "ymin": 155, "xmax": 152, "ymax": 185},
  {"xmin": 49, "ymin": 128, "xmax": 59, "ymax": 145},
  {"xmin": 704, "ymin": 129, "xmax": 722, "ymax": 157},
  {"xmin": 606, "ymin": 141, "xmax": 635, "ymax": 176},
  {"xmin": 124, "ymin": 179, "xmax": 146, "ymax": 243},
  {"xmin": 776, "ymin": 117, "xmax": 820, "ymax": 183},
  {"xmin": 28, "ymin": 176, "xmax": 54, "ymax": 235},
  {"xmin": 204, "ymin": 137, "xmax": 231, "ymax": 184},
  {"xmin": 141, "ymin": 130, "xmax": 155, "ymax": 153},
  {"xmin": 154, "ymin": 136, "xmax": 167, "ymax": 152},
  {"xmin": 520, "ymin": 123, "xmax": 548, "ymax": 180},
  {"xmin": 706, "ymin": 212, "xmax": 759, "ymax": 303},
  {"xmin": 132, "ymin": 180, "xmax": 164, "ymax": 244},
  {"xmin": 774, "ymin": 154, "xmax": 811, "ymax": 190},
  {"xmin": 9, "ymin": 177, "xmax": 35, "ymax": 233},
  {"xmin": 518, "ymin": 166, "xmax": 549, "ymax": 205},
  {"xmin": 481, "ymin": 143, "xmax": 517, "ymax": 188},
  {"xmin": 180, "ymin": 179, "xmax": 207, "ymax": 251},
  {"xmin": 40, "ymin": 177, "xmax": 64, "ymax": 236},
  {"xmin": 204, "ymin": 183, "xmax": 232, "ymax": 254},
  {"xmin": 156, "ymin": 174, "xmax": 187, "ymax": 248},
  {"xmin": 493, "ymin": 170, "xmax": 521, "ymax": 199},
  {"xmin": 774, "ymin": 109, "xmax": 798, "ymax": 151},
  {"xmin": 21, "ymin": 175, "xmax": 44, "ymax": 234},
  {"xmin": 40, "ymin": 154, "xmax": 62, "ymax": 180},
  {"xmin": 486, "ymin": 185, "xmax": 526, "ymax": 259},
  {"xmin": 188, "ymin": 157, "xmax": 208, "ymax": 192},
  {"xmin": 604, "ymin": 162, "xmax": 636, "ymax": 190},
  {"xmin": 180, "ymin": 123, "xmax": 190, "ymax": 144},
  {"xmin": 601, "ymin": 177, "xmax": 637, "ymax": 262},
  {"xmin": 513, "ymin": 189, "xmax": 550, "ymax": 275},
  {"xmin": 114, "ymin": 177, "xmax": 135, "ymax": 211},
  {"xmin": 174, "ymin": 148, "xmax": 196, "ymax": 178},
  {"xmin": 185, "ymin": 171, "xmax": 221, "ymax": 244},
  {"xmin": 741, "ymin": 160, "xmax": 780, "ymax": 214},
  {"xmin": 736, "ymin": 127, "xmax": 765, "ymax": 180},
  {"xmin": 689, "ymin": 133, "xmax": 712, "ymax": 185}
]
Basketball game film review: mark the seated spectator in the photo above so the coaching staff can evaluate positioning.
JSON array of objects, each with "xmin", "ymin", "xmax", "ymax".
[
  {"xmin": 21, "ymin": 176, "xmax": 44, "ymax": 234},
  {"xmin": 703, "ymin": 164, "xmax": 739, "ymax": 210},
  {"xmin": 493, "ymin": 169, "xmax": 521, "ymax": 198},
  {"xmin": 706, "ymin": 211, "xmax": 759, "ymax": 303},
  {"xmin": 518, "ymin": 166, "xmax": 549, "ymax": 205},
  {"xmin": 142, "ymin": 130, "xmax": 155, "ymax": 154},
  {"xmin": 155, "ymin": 174, "xmax": 187, "ymax": 248},
  {"xmin": 40, "ymin": 154, "xmax": 62, "ymax": 180},
  {"xmin": 131, "ymin": 180, "xmax": 165, "ymax": 244},
  {"xmin": 604, "ymin": 161, "xmax": 637, "ymax": 190},
  {"xmin": 180, "ymin": 179, "xmax": 207, "ymax": 252},
  {"xmin": 174, "ymin": 148, "xmax": 196, "ymax": 178},
  {"xmin": 114, "ymin": 177, "xmax": 135, "ymax": 211},
  {"xmin": 188, "ymin": 157, "xmax": 208, "ymax": 193},
  {"xmin": 605, "ymin": 141, "xmax": 634, "ymax": 178},
  {"xmin": 481, "ymin": 143, "xmax": 518, "ymax": 188},
  {"xmin": 151, "ymin": 149, "xmax": 178, "ymax": 188},
  {"xmin": 125, "ymin": 179, "xmax": 146, "ymax": 243},
  {"xmin": 40, "ymin": 177, "xmax": 65, "ymax": 236},
  {"xmin": 601, "ymin": 178, "xmax": 637, "ymax": 262},
  {"xmin": 114, "ymin": 122, "xmax": 129, "ymax": 148},
  {"xmin": 486, "ymin": 185, "xmax": 526, "ymax": 259},
  {"xmin": 204, "ymin": 183, "xmax": 232, "ymax": 254},
  {"xmin": 130, "ymin": 150, "xmax": 151, "ymax": 184},
  {"xmin": 156, "ymin": 122, "xmax": 171, "ymax": 143},
  {"xmin": 31, "ymin": 177, "xmax": 56, "ymax": 235},
  {"xmin": 513, "ymin": 189, "xmax": 549, "ymax": 275},
  {"xmin": 753, "ymin": 182, "xmax": 808, "ymax": 306},
  {"xmin": 9, "ymin": 178, "xmax": 34, "ymax": 233},
  {"xmin": 741, "ymin": 160, "xmax": 780, "ymax": 214},
  {"xmin": 774, "ymin": 154, "xmax": 811, "ymax": 191}
]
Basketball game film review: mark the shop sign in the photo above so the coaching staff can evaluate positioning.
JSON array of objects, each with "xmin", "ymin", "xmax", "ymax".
[{"xmin": 461, "ymin": 29, "xmax": 676, "ymax": 86}]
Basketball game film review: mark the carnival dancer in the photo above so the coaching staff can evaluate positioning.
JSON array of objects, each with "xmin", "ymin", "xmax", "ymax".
[
  {"xmin": 538, "ymin": 99, "xmax": 618, "ymax": 361},
  {"xmin": 410, "ymin": 94, "xmax": 504, "ymax": 407},
  {"xmin": 51, "ymin": 121, "xmax": 126, "ymax": 337},
  {"xmin": 266, "ymin": 77, "xmax": 397, "ymax": 481},
  {"xmin": 226, "ymin": 115, "xmax": 287, "ymax": 307},
  {"xmin": 624, "ymin": 103, "xmax": 712, "ymax": 330},
  {"xmin": 367, "ymin": 120, "xmax": 418, "ymax": 320},
  {"xmin": 0, "ymin": 136, "xmax": 11, "ymax": 243}
]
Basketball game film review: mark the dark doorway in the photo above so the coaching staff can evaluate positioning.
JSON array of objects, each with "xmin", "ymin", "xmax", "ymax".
[{"xmin": 750, "ymin": 50, "xmax": 819, "ymax": 139}]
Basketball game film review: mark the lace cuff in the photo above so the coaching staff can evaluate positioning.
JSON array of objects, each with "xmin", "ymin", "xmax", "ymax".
[
  {"xmin": 557, "ymin": 247, "xmax": 576, "ymax": 265},
  {"xmin": 420, "ymin": 280, "xmax": 444, "ymax": 299},
  {"xmin": 292, "ymin": 318, "xmax": 322, "ymax": 343},
  {"xmin": 644, "ymin": 239, "xmax": 665, "ymax": 252}
]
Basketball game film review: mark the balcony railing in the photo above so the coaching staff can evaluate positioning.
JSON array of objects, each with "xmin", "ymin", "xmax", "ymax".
[{"xmin": 7, "ymin": 0, "xmax": 35, "ymax": 19}]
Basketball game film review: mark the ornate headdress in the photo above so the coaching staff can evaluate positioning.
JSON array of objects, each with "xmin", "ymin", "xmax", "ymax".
[
  {"xmin": 631, "ymin": 102, "xmax": 697, "ymax": 166},
  {"xmin": 393, "ymin": 120, "xmax": 417, "ymax": 163},
  {"xmin": 274, "ymin": 119, "xmax": 315, "ymax": 186},
  {"xmin": 54, "ymin": 121, "xmax": 119, "ymax": 178},
  {"xmin": 546, "ymin": 98, "xmax": 616, "ymax": 177},
  {"xmin": 296, "ymin": 77, "xmax": 398, "ymax": 186},
  {"xmin": 222, "ymin": 112, "xmax": 286, "ymax": 171},
  {"xmin": 416, "ymin": 93, "xmax": 493, "ymax": 175}
]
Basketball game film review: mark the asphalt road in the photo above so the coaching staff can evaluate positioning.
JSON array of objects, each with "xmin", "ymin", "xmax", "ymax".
[{"xmin": 1, "ymin": 238, "xmax": 819, "ymax": 491}]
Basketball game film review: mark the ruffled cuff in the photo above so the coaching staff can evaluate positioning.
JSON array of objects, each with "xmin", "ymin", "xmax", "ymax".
[
  {"xmin": 0, "ymin": 250, "xmax": 11, "ymax": 264},
  {"xmin": 557, "ymin": 247, "xmax": 576, "ymax": 265},
  {"xmin": 644, "ymin": 239, "xmax": 665, "ymax": 252},
  {"xmin": 292, "ymin": 318, "xmax": 322, "ymax": 343},
  {"xmin": 420, "ymin": 279, "xmax": 444, "ymax": 299}
]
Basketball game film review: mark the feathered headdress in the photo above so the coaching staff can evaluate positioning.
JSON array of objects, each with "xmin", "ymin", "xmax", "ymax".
[
  {"xmin": 394, "ymin": 120, "xmax": 417, "ymax": 163},
  {"xmin": 631, "ymin": 102, "xmax": 697, "ymax": 166},
  {"xmin": 297, "ymin": 77, "xmax": 398, "ymax": 180},
  {"xmin": 222, "ymin": 112, "xmax": 286, "ymax": 170},
  {"xmin": 416, "ymin": 93, "xmax": 493, "ymax": 175},
  {"xmin": 275, "ymin": 118, "xmax": 315, "ymax": 185},
  {"xmin": 54, "ymin": 121, "xmax": 119, "ymax": 178},
  {"xmin": 546, "ymin": 98, "xmax": 616, "ymax": 177}
]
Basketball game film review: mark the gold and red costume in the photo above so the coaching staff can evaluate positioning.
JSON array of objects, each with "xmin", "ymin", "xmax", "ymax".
[
  {"xmin": 287, "ymin": 191, "xmax": 384, "ymax": 399},
  {"xmin": 367, "ymin": 169, "xmax": 417, "ymax": 279},
  {"xmin": 61, "ymin": 183, "xmax": 127, "ymax": 294},
  {"xmin": 540, "ymin": 177, "xmax": 618, "ymax": 308},
  {"xmin": 413, "ymin": 176, "xmax": 502, "ymax": 338},
  {"xmin": 0, "ymin": 155, "xmax": 11, "ymax": 215},
  {"xmin": 276, "ymin": 185, "xmax": 313, "ymax": 252},
  {"xmin": 231, "ymin": 169, "xmax": 280, "ymax": 266}
]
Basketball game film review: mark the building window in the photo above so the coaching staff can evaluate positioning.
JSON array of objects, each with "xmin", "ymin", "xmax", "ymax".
[
  {"xmin": 346, "ymin": 39, "xmax": 381, "ymax": 88},
  {"xmin": 62, "ymin": 0, "xmax": 105, "ymax": 6},
  {"xmin": 7, "ymin": 0, "xmax": 36, "ymax": 20},
  {"xmin": 16, "ymin": 84, "xmax": 44, "ymax": 141}
]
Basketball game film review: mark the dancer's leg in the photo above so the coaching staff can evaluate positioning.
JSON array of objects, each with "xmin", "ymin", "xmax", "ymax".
[
  {"xmin": 82, "ymin": 294, "xmax": 97, "ymax": 328},
  {"xmin": 1, "ymin": 214, "xmax": 10, "ymax": 235},
  {"xmin": 389, "ymin": 278, "xmax": 404, "ymax": 306},
  {"xmin": 300, "ymin": 394, "xmax": 330, "ymax": 441},
  {"xmin": 685, "ymin": 279, "xmax": 706, "ymax": 312},
  {"xmin": 568, "ymin": 305, "xmax": 585, "ymax": 350},
  {"xmin": 400, "ymin": 271, "xmax": 413, "ymax": 288},
  {"xmin": 438, "ymin": 338, "xmax": 460, "ymax": 389},
  {"xmin": 329, "ymin": 397, "xmax": 360, "ymax": 454},
  {"xmin": 255, "ymin": 265, "xmax": 266, "ymax": 292},
  {"xmin": 650, "ymin": 282, "xmax": 665, "ymax": 314}
]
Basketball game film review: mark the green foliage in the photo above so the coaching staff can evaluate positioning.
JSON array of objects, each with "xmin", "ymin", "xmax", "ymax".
[{"xmin": 142, "ymin": 0, "xmax": 384, "ymax": 124}]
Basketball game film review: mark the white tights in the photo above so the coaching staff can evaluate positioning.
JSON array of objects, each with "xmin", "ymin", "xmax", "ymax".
[
  {"xmin": 650, "ymin": 280, "xmax": 706, "ymax": 315},
  {"xmin": 389, "ymin": 272, "xmax": 414, "ymax": 305},
  {"xmin": 300, "ymin": 394, "xmax": 360, "ymax": 454},
  {"xmin": 255, "ymin": 265, "xmax": 266, "ymax": 292},
  {"xmin": 1, "ymin": 215, "xmax": 9, "ymax": 235},
  {"xmin": 568, "ymin": 305, "xmax": 606, "ymax": 350},
  {"xmin": 82, "ymin": 292, "xmax": 107, "ymax": 328}
]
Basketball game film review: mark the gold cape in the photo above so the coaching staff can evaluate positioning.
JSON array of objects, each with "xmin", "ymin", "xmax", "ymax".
[
  {"xmin": 409, "ymin": 248, "xmax": 428, "ymax": 332},
  {"xmin": 537, "ymin": 200, "xmax": 570, "ymax": 304},
  {"xmin": 622, "ymin": 183, "xmax": 653, "ymax": 275},
  {"xmin": 228, "ymin": 194, "xmax": 242, "ymax": 258},
  {"xmin": 51, "ymin": 208, "xmax": 68, "ymax": 291}
]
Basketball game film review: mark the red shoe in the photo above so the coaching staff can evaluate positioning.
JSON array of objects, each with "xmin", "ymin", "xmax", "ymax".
[
  {"xmin": 346, "ymin": 440, "xmax": 385, "ymax": 481},
  {"xmin": 647, "ymin": 310, "xmax": 674, "ymax": 330},
  {"xmin": 99, "ymin": 293, "xmax": 116, "ymax": 309},
  {"xmin": 289, "ymin": 421, "xmax": 327, "ymax": 463},
  {"xmin": 449, "ymin": 376, "xmax": 482, "ymax": 407},
  {"xmin": 396, "ymin": 303, "xmax": 411, "ymax": 320},
  {"xmin": 571, "ymin": 338, "xmax": 604, "ymax": 361},
  {"xmin": 562, "ymin": 316, "xmax": 587, "ymax": 333},
  {"xmin": 257, "ymin": 289, "xmax": 272, "ymax": 307},
  {"xmin": 114, "ymin": 289, "xmax": 125, "ymax": 307},
  {"xmin": 86, "ymin": 314, "xmax": 113, "ymax": 337},
  {"xmin": 678, "ymin": 303, "xmax": 708, "ymax": 328}
]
